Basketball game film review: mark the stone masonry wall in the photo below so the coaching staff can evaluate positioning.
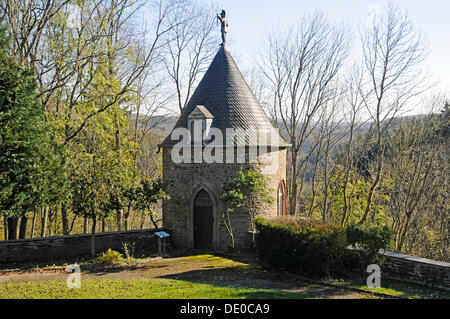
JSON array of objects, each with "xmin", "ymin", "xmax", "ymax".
[
  {"xmin": 0, "ymin": 229, "xmax": 166, "ymax": 263},
  {"xmin": 162, "ymin": 146, "xmax": 287, "ymax": 250},
  {"xmin": 381, "ymin": 251, "xmax": 450, "ymax": 290}
]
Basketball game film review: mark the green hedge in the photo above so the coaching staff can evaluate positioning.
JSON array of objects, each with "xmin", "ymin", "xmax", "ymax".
[
  {"xmin": 255, "ymin": 217, "xmax": 347, "ymax": 278},
  {"xmin": 346, "ymin": 223, "xmax": 393, "ymax": 266},
  {"xmin": 255, "ymin": 217, "xmax": 393, "ymax": 278}
]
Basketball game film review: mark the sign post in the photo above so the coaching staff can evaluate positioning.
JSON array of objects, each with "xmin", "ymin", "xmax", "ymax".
[{"xmin": 154, "ymin": 231, "xmax": 170, "ymax": 257}]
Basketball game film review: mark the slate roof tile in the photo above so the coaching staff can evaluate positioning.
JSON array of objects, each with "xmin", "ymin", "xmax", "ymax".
[{"xmin": 161, "ymin": 46, "xmax": 289, "ymax": 147}]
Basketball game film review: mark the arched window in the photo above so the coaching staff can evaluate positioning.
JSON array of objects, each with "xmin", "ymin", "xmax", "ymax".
[
  {"xmin": 277, "ymin": 180, "xmax": 286, "ymax": 216},
  {"xmin": 194, "ymin": 189, "xmax": 212, "ymax": 207}
]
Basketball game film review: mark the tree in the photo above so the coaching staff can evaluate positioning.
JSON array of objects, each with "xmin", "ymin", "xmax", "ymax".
[
  {"xmin": 219, "ymin": 168, "xmax": 273, "ymax": 249},
  {"xmin": 67, "ymin": 64, "xmax": 138, "ymax": 254},
  {"xmin": 357, "ymin": 3, "xmax": 428, "ymax": 224},
  {"xmin": 0, "ymin": 23, "xmax": 58, "ymax": 239},
  {"xmin": 384, "ymin": 103, "xmax": 448, "ymax": 258},
  {"xmin": 308, "ymin": 168, "xmax": 391, "ymax": 226},
  {"xmin": 163, "ymin": 0, "xmax": 219, "ymax": 112},
  {"xmin": 132, "ymin": 179, "xmax": 170, "ymax": 229},
  {"xmin": 1, "ymin": 0, "xmax": 176, "ymax": 143},
  {"xmin": 258, "ymin": 12, "xmax": 349, "ymax": 216},
  {"xmin": 305, "ymin": 96, "xmax": 346, "ymax": 221},
  {"xmin": 336, "ymin": 68, "xmax": 370, "ymax": 225}
]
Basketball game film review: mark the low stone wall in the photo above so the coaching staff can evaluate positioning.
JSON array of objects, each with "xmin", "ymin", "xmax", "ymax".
[
  {"xmin": 381, "ymin": 251, "xmax": 450, "ymax": 290},
  {"xmin": 0, "ymin": 229, "xmax": 170, "ymax": 263}
]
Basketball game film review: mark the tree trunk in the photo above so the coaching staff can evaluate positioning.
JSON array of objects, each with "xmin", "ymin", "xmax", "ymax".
[
  {"xmin": 322, "ymin": 140, "xmax": 331, "ymax": 221},
  {"xmin": 149, "ymin": 213, "xmax": 160, "ymax": 230},
  {"xmin": 341, "ymin": 129, "xmax": 355, "ymax": 226},
  {"xmin": 124, "ymin": 203, "xmax": 132, "ymax": 230},
  {"xmin": 116, "ymin": 208, "xmax": 122, "ymax": 231},
  {"xmin": 7, "ymin": 217, "xmax": 19, "ymax": 240},
  {"xmin": 3, "ymin": 217, "xmax": 8, "ymax": 240},
  {"xmin": 41, "ymin": 206, "xmax": 49, "ymax": 237},
  {"xmin": 19, "ymin": 215, "xmax": 28, "ymax": 239},
  {"xmin": 48, "ymin": 207, "xmax": 54, "ymax": 236},
  {"xmin": 289, "ymin": 151, "xmax": 298, "ymax": 216},
  {"xmin": 397, "ymin": 213, "xmax": 412, "ymax": 252},
  {"xmin": 140, "ymin": 213, "xmax": 145, "ymax": 230},
  {"xmin": 91, "ymin": 217, "xmax": 97, "ymax": 257},
  {"xmin": 223, "ymin": 209, "xmax": 234, "ymax": 249},
  {"xmin": 83, "ymin": 216, "xmax": 89, "ymax": 234},
  {"xmin": 359, "ymin": 144, "xmax": 384, "ymax": 225},
  {"xmin": 61, "ymin": 202, "xmax": 70, "ymax": 235},
  {"xmin": 31, "ymin": 210, "xmax": 37, "ymax": 238},
  {"xmin": 69, "ymin": 214, "xmax": 77, "ymax": 233},
  {"xmin": 307, "ymin": 141, "xmax": 323, "ymax": 218}
]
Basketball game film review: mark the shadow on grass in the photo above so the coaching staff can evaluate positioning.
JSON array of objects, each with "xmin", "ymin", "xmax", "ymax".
[{"xmin": 157, "ymin": 266, "xmax": 356, "ymax": 299}]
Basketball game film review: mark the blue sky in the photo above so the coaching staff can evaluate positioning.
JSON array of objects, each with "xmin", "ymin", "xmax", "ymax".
[{"xmin": 210, "ymin": 0, "xmax": 450, "ymax": 93}]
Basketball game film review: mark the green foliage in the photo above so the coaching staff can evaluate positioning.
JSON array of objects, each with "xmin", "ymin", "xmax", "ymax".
[
  {"xmin": 219, "ymin": 168, "xmax": 273, "ymax": 211},
  {"xmin": 67, "ymin": 99, "xmax": 138, "ymax": 225},
  {"xmin": 307, "ymin": 169, "xmax": 391, "ymax": 225},
  {"xmin": 346, "ymin": 223, "xmax": 393, "ymax": 265},
  {"xmin": 255, "ymin": 217, "xmax": 393, "ymax": 277},
  {"xmin": 94, "ymin": 249, "xmax": 124, "ymax": 264},
  {"xmin": 131, "ymin": 179, "xmax": 170, "ymax": 228},
  {"xmin": 0, "ymin": 23, "xmax": 62, "ymax": 218},
  {"xmin": 255, "ymin": 217, "xmax": 347, "ymax": 278},
  {"xmin": 132, "ymin": 179, "xmax": 170, "ymax": 212},
  {"xmin": 44, "ymin": 6, "xmax": 141, "ymax": 231},
  {"xmin": 220, "ymin": 168, "xmax": 273, "ymax": 248}
]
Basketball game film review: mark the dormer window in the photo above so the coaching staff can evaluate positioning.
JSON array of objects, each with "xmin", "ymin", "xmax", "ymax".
[{"xmin": 187, "ymin": 105, "xmax": 214, "ymax": 145}]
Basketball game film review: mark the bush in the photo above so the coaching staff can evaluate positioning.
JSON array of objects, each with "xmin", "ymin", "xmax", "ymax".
[
  {"xmin": 346, "ymin": 223, "xmax": 392, "ymax": 266},
  {"xmin": 122, "ymin": 242, "xmax": 136, "ymax": 260},
  {"xmin": 255, "ymin": 217, "xmax": 347, "ymax": 278},
  {"xmin": 94, "ymin": 249, "xmax": 125, "ymax": 264}
]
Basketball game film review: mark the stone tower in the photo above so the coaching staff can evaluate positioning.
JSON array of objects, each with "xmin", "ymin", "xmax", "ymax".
[{"xmin": 160, "ymin": 44, "xmax": 288, "ymax": 250}]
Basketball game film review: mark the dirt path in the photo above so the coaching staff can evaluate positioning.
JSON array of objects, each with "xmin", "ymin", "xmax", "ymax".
[{"xmin": 0, "ymin": 254, "xmax": 375, "ymax": 299}]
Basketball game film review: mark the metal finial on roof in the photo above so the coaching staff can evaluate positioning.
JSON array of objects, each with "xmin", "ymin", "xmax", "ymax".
[{"xmin": 216, "ymin": 10, "xmax": 228, "ymax": 46}]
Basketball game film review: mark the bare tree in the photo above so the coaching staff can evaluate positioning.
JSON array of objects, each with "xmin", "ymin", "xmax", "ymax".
[
  {"xmin": 384, "ymin": 96, "xmax": 448, "ymax": 260},
  {"xmin": 244, "ymin": 66, "xmax": 277, "ymax": 126},
  {"xmin": 62, "ymin": 0, "xmax": 183, "ymax": 144},
  {"xmin": 258, "ymin": 12, "xmax": 349, "ymax": 215},
  {"xmin": 1, "ymin": 0, "xmax": 71, "ymax": 66},
  {"xmin": 305, "ymin": 93, "xmax": 347, "ymax": 221},
  {"xmin": 162, "ymin": 0, "xmax": 219, "ymax": 112},
  {"xmin": 357, "ymin": 3, "xmax": 429, "ymax": 224},
  {"xmin": 338, "ymin": 67, "xmax": 370, "ymax": 225}
]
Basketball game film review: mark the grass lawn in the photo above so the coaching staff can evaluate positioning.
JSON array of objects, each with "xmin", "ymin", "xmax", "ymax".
[
  {"xmin": 0, "ymin": 277, "xmax": 309, "ymax": 299},
  {"xmin": 1, "ymin": 252, "xmax": 447, "ymax": 299}
]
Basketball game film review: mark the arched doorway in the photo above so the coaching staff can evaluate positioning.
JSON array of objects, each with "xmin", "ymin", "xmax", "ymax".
[
  {"xmin": 277, "ymin": 180, "xmax": 287, "ymax": 216},
  {"xmin": 193, "ymin": 190, "xmax": 214, "ymax": 249}
]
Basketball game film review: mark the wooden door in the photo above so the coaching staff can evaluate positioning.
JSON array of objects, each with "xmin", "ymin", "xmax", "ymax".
[{"xmin": 193, "ymin": 190, "xmax": 213, "ymax": 249}]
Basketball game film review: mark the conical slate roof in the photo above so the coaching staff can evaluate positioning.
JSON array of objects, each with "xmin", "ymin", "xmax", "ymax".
[{"xmin": 160, "ymin": 46, "xmax": 289, "ymax": 147}]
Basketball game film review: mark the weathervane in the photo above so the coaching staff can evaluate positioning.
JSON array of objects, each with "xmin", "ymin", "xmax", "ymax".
[{"xmin": 217, "ymin": 10, "xmax": 228, "ymax": 46}]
